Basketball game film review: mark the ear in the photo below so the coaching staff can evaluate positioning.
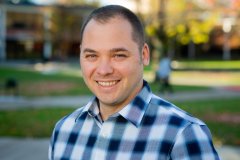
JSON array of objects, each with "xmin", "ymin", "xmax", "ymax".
[{"xmin": 142, "ymin": 43, "xmax": 150, "ymax": 66}]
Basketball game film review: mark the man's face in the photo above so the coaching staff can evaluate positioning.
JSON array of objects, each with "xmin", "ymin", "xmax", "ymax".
[{"xmin": 80, "ymin": 17, "xmax": 149, "ymax": 110}]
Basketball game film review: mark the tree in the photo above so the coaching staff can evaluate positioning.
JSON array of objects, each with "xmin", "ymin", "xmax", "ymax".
[{"xmin": 145, "ymin": 0, "xmax": 240, "ymax": 60}]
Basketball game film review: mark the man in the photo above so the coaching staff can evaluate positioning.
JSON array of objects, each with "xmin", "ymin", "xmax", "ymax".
[
  {"xmin": 156, "ymin": 55, "xmax": 173, "ymax": 94},
  {"xmin": 49, "ymin": 5, "xmax": 220, "ymax": 160}
]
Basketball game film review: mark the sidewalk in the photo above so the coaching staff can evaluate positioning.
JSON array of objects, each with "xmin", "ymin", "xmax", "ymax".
[
  {"xmin": 0, "ymin": 137, "xmax": 239, "ymax": 160},
  {"xmin": 0, "ymin": 138, "xmax": 49, "ymax": 160},
  {"xmin": 0, "ymin": 95, "xmax": 92, "ymax": 110}
]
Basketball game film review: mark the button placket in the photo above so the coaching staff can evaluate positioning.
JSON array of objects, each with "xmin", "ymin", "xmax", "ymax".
[
  {"xmin": 100, "ymin": 121, "xmax": 112, "ymax": 138},
  {"xmin": 92, "ymin": 121, "xmax": 113, "ymax": 160}
]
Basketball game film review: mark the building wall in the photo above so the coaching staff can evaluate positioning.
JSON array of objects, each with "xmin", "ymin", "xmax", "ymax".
[{"xmin": 1, "ymin": 4, "xmax": 95, "ymax": 61}]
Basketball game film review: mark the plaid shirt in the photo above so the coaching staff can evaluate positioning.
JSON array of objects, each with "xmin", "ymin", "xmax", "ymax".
[{"xmin": 49, "ymin": 81, "xmax": 220, "ymax": 160}]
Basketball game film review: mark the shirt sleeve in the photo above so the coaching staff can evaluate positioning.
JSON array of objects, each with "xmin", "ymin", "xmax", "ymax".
[
  {"xmin": 48, "ymin": 121, "xmax": 61, "ymax": 160},
  {"xmin": 48, "ymin": 129, "xmax": 54, "ymax": 160},
  {"xmin": 170, "ymin": 123, "xmax": 221, "ymax": 160}
]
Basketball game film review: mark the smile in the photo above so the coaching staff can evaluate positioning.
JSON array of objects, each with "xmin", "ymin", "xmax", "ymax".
[{"xmin": 97, "ymin": 80, "xmax": 119, "ymax": 87}]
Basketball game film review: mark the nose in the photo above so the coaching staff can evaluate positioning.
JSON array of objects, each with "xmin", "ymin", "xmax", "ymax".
[{"xmin": 96, "ymin": 58, "xmax": 113, "ymax": 76}]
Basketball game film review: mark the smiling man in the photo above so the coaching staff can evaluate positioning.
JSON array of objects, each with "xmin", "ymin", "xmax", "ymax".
[
  {"xmin": 49, "ymin": 5, "xmax": 220, "ymax": 160},
  {"xmin": 79, "ymin": 15, "xmax": 149, "ymax": 121}
]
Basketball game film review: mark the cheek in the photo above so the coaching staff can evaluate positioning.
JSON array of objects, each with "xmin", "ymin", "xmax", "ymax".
[
  {"xmin": 80, "ymin": 62, "xmax": 94, "ymax": 78},
  {"xmin": 117, "ymin": 62, "xmax": 142, "ymax": 78},
  {"xmin": 125, "ymin": 57, "xmax": 142, "ymax": 70}
]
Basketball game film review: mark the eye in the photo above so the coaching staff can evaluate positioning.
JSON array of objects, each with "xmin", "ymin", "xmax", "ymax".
[
  {"xmin": 113, "ymin": 54, "xmax": 127, "ymax": 61},
  {"xmin": 85, "ymin": 54, "xmax": 98, "ymax": 61}
]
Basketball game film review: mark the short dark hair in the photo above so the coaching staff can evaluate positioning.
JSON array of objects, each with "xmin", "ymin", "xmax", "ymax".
[{"xmin": 79, "ymin": 5, "xmax": 145, "ymax": 51}]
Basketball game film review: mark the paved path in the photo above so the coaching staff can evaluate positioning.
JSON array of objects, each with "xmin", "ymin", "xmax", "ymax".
[
  {"xmin": 0, "ymin": 138, "xmax": 49, "ymax": 160},
  {"xmin": 0, "ymin": 95, "xmax": 92, "ymax": 110},
  {"xmin": 0, "ymin": 137, "xmax": 239, "ymax": 160}
]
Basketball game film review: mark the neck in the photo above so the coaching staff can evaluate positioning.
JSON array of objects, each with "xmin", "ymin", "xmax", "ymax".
[{"xmin": 99, "ymin": 103, "xmax": 124, "ymax": 121}]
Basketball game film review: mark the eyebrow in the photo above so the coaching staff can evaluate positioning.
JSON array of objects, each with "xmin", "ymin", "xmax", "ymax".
[
  {"xmin": 82, "ymin": 47, "xmax": 129, "ymax": 54},
  {"xmin": 82, "ymin": 48, "xmax": 97, "ymax": 54},
  {"xmin": 109, "ymin": 47, "xmax": 129, "ymax": 53}
]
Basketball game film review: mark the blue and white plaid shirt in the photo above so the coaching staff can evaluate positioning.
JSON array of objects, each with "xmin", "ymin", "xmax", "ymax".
[{"xmin": 49, "ymin": 81, "xmax": 220, "ymax": 160}]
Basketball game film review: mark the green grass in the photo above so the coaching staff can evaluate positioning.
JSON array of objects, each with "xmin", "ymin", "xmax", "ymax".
[
  {"xmin": 0, "ymin": 98, "xmax": 239, "ymax": 146},
  {"xmin": 149, "ymin": 81, "xmax": 209, "ymax": 93},
  {"xmin": 174, "ymin": 98, "xmax": 240, "ymax": 114},
  {"xmin": 0, "ymin": 66, "xmax": 74, "ymax": 81},
  {"xmin": 172, "ymin": 60, "xmax": 240, "ymax": 70},
  {"xmin": 0, "ymin": 108, "xmax": 75, "ymax": 137},
  {"xmin": 0, "ymin": 66, "xmax": 92, "ymax": 96}
]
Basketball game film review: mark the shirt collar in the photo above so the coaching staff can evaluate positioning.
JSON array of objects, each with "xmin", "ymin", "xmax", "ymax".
[
  {"xmin": 80, "ymin": 97, "xmax": 99, "ymax": 117},
  {"xmin": 119, "ymin": 80, "xmax": 152, "ymax": 127},
  {"xmin": 77, "ymin": 80, "xmax": 152, "ymax": 127}
]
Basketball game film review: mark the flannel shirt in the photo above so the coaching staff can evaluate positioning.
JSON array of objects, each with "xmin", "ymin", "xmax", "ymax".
[{"xmin": 49, "ymin": 81, "xmax": 220, "ymax": 160}]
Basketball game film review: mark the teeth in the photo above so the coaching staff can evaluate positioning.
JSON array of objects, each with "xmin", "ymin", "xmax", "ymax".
[{"xmin": 98, "ymin": 81, "xmax": 118, "ymax": 87}]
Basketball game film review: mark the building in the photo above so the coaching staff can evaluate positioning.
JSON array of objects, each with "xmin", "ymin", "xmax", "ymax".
[{"xmin": 0, "ymin": 2, "xmax": 95, "ymax": 61}]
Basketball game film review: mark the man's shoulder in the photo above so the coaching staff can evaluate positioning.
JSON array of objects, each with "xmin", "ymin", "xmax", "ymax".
[
  {"xmin": 148, "ymin": 94, "xmax": 205, "ymax": 126},
  {"xmin": 54, "ymin": 106, "xmax": 87, "ymax": 132}
]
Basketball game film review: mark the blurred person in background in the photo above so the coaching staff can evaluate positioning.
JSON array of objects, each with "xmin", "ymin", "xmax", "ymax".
[
  {"xmin": 49, "ymin": 5, "xmax": 220, "ymax": 160},
  {"xmin": 156, "ymin": 54, "xmax": 173, "ymax": 94}
]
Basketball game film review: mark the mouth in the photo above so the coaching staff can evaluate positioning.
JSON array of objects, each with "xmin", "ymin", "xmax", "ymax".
[{"xmin": 97, "ymin": 80, "xmax": 120, "ymax": 87}]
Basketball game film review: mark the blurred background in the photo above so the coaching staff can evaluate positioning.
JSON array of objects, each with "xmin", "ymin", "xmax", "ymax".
[
  {"xmin": 0, "ymin": 0, "xmax": 240, "ymax": 160},
  {"xmin": 0, "ymin": 0, "xmax": 240, "ymax": 61}
]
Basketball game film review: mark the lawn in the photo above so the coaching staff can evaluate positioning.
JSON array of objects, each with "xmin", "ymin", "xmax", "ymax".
[
  {"xmin": 0, "ymin": 108, "xmax": 75, "ymax": 137},
  {"xmin": 0, "ymin": 98, "xmax": 239, "ymax": 146},
  {"xmin": 0, "ymin": 66, "xmax": 92, "ymax": 96},
  {"xmin": 171, "ymin": 60, "xmax": 240, "ymax": 70}
]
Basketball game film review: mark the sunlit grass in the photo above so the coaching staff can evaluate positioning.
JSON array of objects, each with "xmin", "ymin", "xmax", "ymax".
[
  {"xmin": 171, "ymin": 60, "xmax": 240, "ymax": 70},
  {"xmin": 171, "ymin": 71, "xmax": 240, "ymax": 86}
]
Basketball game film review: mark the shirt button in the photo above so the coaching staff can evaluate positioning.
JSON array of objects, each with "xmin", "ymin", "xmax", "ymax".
[{"xmin": 101, "ymin": 131, "xmax": 108, "ymax": 138}]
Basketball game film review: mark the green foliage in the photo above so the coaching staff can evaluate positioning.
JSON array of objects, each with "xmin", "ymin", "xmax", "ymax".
[{"xmin": 145, "ymin": 0, "xmax": 220, "ymax": 54}]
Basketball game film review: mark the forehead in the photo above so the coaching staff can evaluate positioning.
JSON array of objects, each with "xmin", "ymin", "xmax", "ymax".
[
  {"xmin": 81, "ymin": 17, "xmax": 137, "ymax": 48},
  {"xmin": 83, "ymin": 16, "xmax": 133, "ymax": 37}
]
